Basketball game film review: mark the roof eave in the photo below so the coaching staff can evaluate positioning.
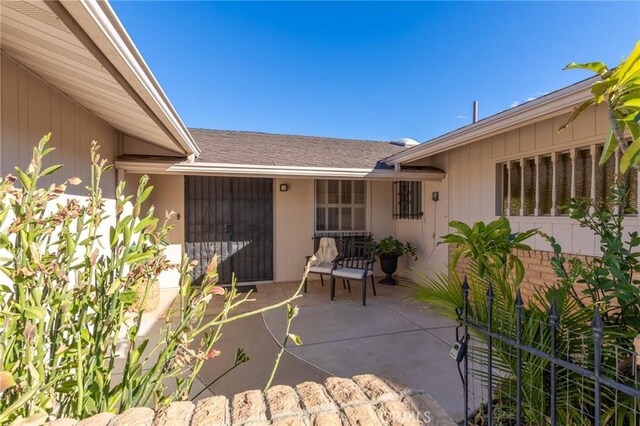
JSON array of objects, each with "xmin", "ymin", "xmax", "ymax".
[
  {"xmin": 115, "ymin": 160, "xmax": 445, "ymax": 181},
  {"xmin": 384, "ymin": 76, "xmax": 598, "ymax": 165},
  {"xmin": 57, "ymin": 0, "xmax": 200, "ymax": 157}
]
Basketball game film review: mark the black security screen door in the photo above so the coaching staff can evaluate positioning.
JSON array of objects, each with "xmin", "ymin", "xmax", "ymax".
[{"xmin": 185, "ymin": 176, "xmax": 274, "ymax": 284}]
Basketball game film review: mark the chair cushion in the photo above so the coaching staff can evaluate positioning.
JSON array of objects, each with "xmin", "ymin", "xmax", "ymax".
[
  {"xmin": 308, "ymin": 263, "xmax": 335, "ymax": 275},
  {"xmin": 332, "ymin": 267, "xmax": 372, "ymax": 280}
]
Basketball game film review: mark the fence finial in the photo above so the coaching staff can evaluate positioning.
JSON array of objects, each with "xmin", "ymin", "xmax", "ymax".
[
  {"xmin": 591, "ymin": 306, "xmax": 604, "ymax": 332},
  {"xmin": 515, "ymin": 288, "xmax": 523, "ymax": 308},
  {"xmin": 462, "ymin": 276, "xmax": 469, "ymax": 291},
  {"xmin": 486, "ymin": 282, "xmax": 494, "ymax": 299},
  {"xmin": 549, "ymin": 298, "xmax": 559, "ymax": 324}
]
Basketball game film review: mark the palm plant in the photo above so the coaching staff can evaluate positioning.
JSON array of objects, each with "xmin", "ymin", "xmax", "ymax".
[{"xmin": 404, "ymin": 217, "xmax": 615, "ymax": 424}]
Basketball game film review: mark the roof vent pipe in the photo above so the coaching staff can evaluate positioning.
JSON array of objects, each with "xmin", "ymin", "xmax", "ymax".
[{"xmin": 472, "ymin": 101, "xmax": 479, "ymax": 123}]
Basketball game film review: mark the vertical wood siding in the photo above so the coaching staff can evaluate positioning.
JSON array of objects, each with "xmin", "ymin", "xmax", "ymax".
[
  {"xmin": 274, "ymin": 178, "xmax": 314, "ymax": 283},
  {"xmin": 1, "ymin": 52, "xmax": 118, "ymax": 197},
  {"xmin": 437, "ymin": 103, "xmax": 619, "ymax": 259}
]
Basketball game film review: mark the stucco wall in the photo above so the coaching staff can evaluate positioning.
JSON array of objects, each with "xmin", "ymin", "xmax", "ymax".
[{"xmin": 1, "ymin": 52, "xmax": 118, "ymax": 197}]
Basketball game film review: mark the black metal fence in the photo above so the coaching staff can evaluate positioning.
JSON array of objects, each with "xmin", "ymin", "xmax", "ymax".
[{"xmin": 457, "ymin": 277, "xmax": 640, "ymax": 425}]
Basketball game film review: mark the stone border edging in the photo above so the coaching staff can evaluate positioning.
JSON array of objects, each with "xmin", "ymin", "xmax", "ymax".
[{"xmin": 45, "ymin": 375, "xmax": 455, "ymax": 425}]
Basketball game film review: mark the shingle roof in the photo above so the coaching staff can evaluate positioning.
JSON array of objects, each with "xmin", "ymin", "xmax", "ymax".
[{"xmin": 188, "ymin": 129, "xmax": 408, "ymax": 169}]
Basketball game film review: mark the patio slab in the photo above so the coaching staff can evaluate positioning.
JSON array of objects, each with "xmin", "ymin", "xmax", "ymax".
[
  {"xmin": 192, "ymin": 280, "xmax": 464, "ymax": 421},
  {"xmin": 261, "ymin": 285, "xmax": 463, "ymax": 420}
]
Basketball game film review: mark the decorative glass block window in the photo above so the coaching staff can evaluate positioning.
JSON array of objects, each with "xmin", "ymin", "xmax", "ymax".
[
  {"xmin": 625, "ymin": 171, "xmax": 638, "ymax": 214},
  {"xmin": 555, "ymin": 152, "xmax": 572, "ymax": 215},
  {"xmin": 574, "ymin": 148, "xmax": 592, "ymax": 200},
  {"xmin": 316, "ymin": 180, "xmax": 366, "ymax": 232},
  {"xmin": 595, "ymin": 145, "xmax": 616, "ymax": 210},
  {"xmin": 538, "ymin": 156, "xmax": 553, "ymax": 215},
  {"xmin": 510, "ymin": 161, "xmax": 522, "ymax": 216},
  {"xmin": 502, "ymin": 164, "xmax": 509, "ymax": 215},
  {"xmin": 393, "ymin": 181, "xmax": 423, "ymax": 219},
  {"xmin": 523, "ymin": 158, "xmax": 536, "ymax": 216},
  {"xmin": 496, "ymin": 143, "xmax": 639, "ymax": 217}
]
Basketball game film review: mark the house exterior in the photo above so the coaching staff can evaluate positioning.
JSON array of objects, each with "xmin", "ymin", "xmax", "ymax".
[
  {"xmin": 117, "ymin": 130, "xmax": 444, "ymax": 284},
  {"xmin": 384, "ymin": 78, "xmax": 630, "ymax": 299},
  {"xmin": 1, "ymin": 0, "xmax": 623, "ymax": 295}
]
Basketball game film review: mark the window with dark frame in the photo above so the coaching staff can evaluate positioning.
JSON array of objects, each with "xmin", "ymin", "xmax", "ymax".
[{"xmin": 393, "ymin": 181, "xmax": 423, "ymax": 220}]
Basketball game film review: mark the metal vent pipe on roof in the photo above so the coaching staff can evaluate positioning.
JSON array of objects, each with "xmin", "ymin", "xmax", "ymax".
[{"xmin": 473, "ymin": 101, "xmax": 479, "ymax": 123}]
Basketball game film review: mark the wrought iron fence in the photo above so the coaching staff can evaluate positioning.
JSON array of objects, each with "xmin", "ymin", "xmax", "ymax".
[{"xmin": 456, "ymin": 277, "xmax": 640, "ymax": 425}]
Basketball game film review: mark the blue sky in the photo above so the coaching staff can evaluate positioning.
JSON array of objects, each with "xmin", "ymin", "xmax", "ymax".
[{"xmin": 111, "ymin": 1, "xmax": 640, "ymax": 142}]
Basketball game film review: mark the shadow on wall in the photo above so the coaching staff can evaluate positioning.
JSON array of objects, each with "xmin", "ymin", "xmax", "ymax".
[{"xmin": 188, "ymin": 240, "xmax": 253, "ymax": 285}]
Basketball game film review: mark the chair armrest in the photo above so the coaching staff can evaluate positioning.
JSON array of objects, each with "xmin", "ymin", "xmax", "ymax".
[{"xmin": 332, "ymin": 255, "xmax": 347, "ymax": 268}]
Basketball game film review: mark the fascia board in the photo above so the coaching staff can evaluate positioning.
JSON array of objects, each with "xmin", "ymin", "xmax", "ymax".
[
  {"xmin": 385, "ymin": 77, "xmax": 597, "ymax": 165},
  {"xmin": 115, "ymin": 161, "xmax": 446, "ymax": 181},
  {"xmin": 58, "ymin": 0, "xmax": 200, "ymax": 157}
]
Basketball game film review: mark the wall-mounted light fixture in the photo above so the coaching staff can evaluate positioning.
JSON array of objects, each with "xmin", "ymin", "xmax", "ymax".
[
  {"xmin": 280, "ymin": 184, "xmax": 289, "ymax": 192},
  {"xmin": 432, "ymin": 191, "xmax": 439, "ymax": 202}
]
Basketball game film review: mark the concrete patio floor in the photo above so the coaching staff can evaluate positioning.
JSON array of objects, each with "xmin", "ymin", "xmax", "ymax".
[{"xmin": 195, "ymin": 278, "xmax": 464, "ymax": 421}]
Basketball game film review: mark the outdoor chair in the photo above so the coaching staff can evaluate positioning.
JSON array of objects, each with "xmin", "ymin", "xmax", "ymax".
[
  {"xmin": 304, "ymin": 237, "xmax": 349, "ymax": 293},
  {"xmin": 330, "ymin": 240, "xmax": 376, "ymax": 306}
]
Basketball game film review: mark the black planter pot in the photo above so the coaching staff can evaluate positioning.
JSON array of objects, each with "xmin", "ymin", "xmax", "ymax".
[{"xmin": 379, "ymin": 255, "xmax": 399, "ymax": 285}]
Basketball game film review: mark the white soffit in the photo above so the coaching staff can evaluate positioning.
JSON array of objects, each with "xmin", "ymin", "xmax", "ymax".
[
  {"xmin": 114, "ymin": 160, "xmax": 446, "ymax": 181},
  {"xmin": 0, "ymin": 0, "xmax": 198, "ymax": 156}
]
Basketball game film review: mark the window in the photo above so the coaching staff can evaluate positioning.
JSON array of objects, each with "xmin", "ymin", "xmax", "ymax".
[
  {"xmin": 315, "ymin": 180, "xmax": 366, "ymax": 232},
  {"xmin": 498, "ymin": 143, "xmax": 638, "ymax": 217},
  {"xmin": 393, "ymin": 181, "xmax": 423, "ymax": 220}
]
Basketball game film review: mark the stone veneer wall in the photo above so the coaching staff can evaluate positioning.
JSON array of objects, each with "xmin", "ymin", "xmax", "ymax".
[
  {"xmin": 44, "ymin": 375, "xmax": 455, "ymax": 426},
  {"xmin": 451, "ymin": 247, "xmax": 595, "ymax": 303}
]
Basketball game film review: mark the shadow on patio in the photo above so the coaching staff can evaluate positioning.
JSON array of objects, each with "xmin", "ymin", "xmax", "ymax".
[{"xmin": 195, "ymin": 279, "xmax": 464, "ymax": 421}]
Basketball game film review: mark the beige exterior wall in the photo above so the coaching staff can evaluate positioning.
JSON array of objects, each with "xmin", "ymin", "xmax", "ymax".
[
  {"xmin": 130, "ymin": 175, "xmax": 403, "ymax": 285},
  {"xmin": 393, "ymin": 177, "xmax": 450, "ymax": 277},
  {"xmin": 274, "ymin": 178, "xmax": 315, "ymax": 282},
  {"xmin": 273, "ymin": 178, "xmax": 397, "ymax": 283},
  {"xmin": 1, "ymin": 52, "xmax": 118, "ymax": 197},
  {"xmin": 123, "ymin": 173, "xmax": 185, "ymax": 288},
  {"xmin": 403, "ymin": 103, "xmax": 624, "ymax": 285}
]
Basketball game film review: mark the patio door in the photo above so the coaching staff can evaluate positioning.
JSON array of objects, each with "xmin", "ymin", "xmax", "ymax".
[{"xmin": 185, "ymin": 176, "xmax": 273, "ymax": 284}]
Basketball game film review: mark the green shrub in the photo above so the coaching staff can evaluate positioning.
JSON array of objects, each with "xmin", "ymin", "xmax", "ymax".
[
  {"xmin": 405, "ymin": 217, "xmax": 614, "ymax": 424},
  {"xmin": 374, "ymin": 236, "xmax": 417, "ymax": 260},
  {"xmin": 0, "ymin": 135, "xmax": 305, "ymax": 424}
]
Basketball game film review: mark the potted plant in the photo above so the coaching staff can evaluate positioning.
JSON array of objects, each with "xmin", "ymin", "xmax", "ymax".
[{"xmin": 374, "ymin": 236, "xmax": 418, "ymax": 285}]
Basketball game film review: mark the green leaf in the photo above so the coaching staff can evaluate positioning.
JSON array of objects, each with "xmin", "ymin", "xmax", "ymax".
[
  {"xmin": 614, "ymin": 40, "xmax": 640, "ymax": 82},
  {"xmin": 133, "ymin": 217, "xmax": 158, "ymax": 234},
  {"xmin": 106, "ymin": 279, "xmax": 121, "ymax": 296},
  {"xmin": 15, "ymin": 167, "xmax": 32, "ymax": 190},
  {"xmin": 620, "ymin": 139, "xmax": 640, "ymax": 173},
  {"xmin": 599, "ymin": 130, "xmax": 618, "ymax": 166},
  {"xmin": 622, "ymin": 98, "xmax": 640, "ymax": 110},
  {"xmin": 564, "ymin": 61, "xmax": 608, "ymax": 75},
  {"xmin": 137, "ymin": 186, "xmax": 154, "ymax": 205},
  {"xmin": 126, "ymin": 252, "xmax": 154, "ymax": 264},
  {"xmin": 287, "ymin": 333, "xmax": 303, "ymax": 346},
  {"xmin": 0, "ymin": 233, "xmax": 9, "ymax": 249},
  {"xmin": 558, "ymin": 99, "xmax": 595, "ymax": 131},
  {"xmin": 40, "ymin": 164, "xmax": 63, "ymax": 178},
  {"xmin": 24, "ymin": 306, "xmax": 46, "ymax": 321}
]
